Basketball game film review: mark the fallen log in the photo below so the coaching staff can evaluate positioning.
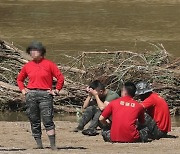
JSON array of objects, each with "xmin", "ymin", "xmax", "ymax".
[
  {"xmin": 0, "ymin": 40, "xmax": 179, "ymax": 115},
  {"xmin": 165, "ymin": 57, "xmax": 180, "ymax": 69},
  {"xmin": 58, "ymin": 66, "xmax": 86, "ymax": 74},
  {"xmin": 0, "ymin": 81, "xmax": 20, "ymax": 92},
  {"xmin": 0, "ymin": 39, "xmax": 32, "ymax": 61},
  {"xmin": 0, "ymin": 53, "xmax": 27, "ymax": 64}
]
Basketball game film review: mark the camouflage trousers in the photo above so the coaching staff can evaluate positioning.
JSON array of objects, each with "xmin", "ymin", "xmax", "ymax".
[
  {"xmin": 101, "ymin": 126, "xmax": 149, "ymax": 143},
  {"xmin": 102, "ymin": 113, "xmax": 167, "ymax": 143},
  {"xmin": 78, "ymin": 105, "xmax": 102, "ymax": 130},
  {"xmin": 25, "ymin": 90, "xmax": 55, "ymax": 138},
  {"xmin": 144, "ymin": 113, "xmax": 167, "ymax": 140}
]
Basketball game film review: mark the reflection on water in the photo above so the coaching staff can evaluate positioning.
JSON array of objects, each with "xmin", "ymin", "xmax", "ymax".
[
  {"xmin": 0, "ymin": 0, "xmax": 179, "ymax": 63},
  {"xmin": 0, "ymin": 112, "xmax": 179, "ymax": 127},
  {"xmin": 0, "ymin": 112, "xmax": 77, "ymax": 122}
]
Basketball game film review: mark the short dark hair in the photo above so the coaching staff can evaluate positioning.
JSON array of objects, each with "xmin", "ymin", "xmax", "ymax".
[
  {"xmin": 89, "ymin": 80, "xmax": 105, "ymax": 91},
  {"xmin": 26, "ymin": 41, "xmax": 46, "ymax": 56},
  {"xmin": 124, "ymin": 82, "xmax": 136, "ymax": 97}
]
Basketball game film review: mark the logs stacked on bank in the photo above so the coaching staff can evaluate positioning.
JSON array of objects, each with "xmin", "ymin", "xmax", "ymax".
[
  {"xmin": 0, "ymin": 40, "xmax": 179, "ymax": 114},
  {"xmin": 0, "ymin": 40, "xmax": 87, "ymax": 112},
  {"xmin": 78, "ymin": 48, "xmax": 180, "ymax": 115}
]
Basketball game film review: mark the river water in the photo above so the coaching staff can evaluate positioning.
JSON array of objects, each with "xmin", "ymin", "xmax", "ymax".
[
  {"xmin": 0, "ymin": 112, "xmax": 179, "ymax": 127},
  {"xmin": 0, "ymin": 0, "xmax": 179, "ymax": 63},
  {"xmin": 0, "ymin": 112, "xmax": 180, "ymax": 127},
  {"xmin": 0, "ymin": 0, "xmax": 179, "ymax": 125}
]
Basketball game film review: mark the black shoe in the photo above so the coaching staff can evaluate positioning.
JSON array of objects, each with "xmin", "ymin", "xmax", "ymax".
[
  {"xmin": 82, "ymin": 129, "xmax": 98, "ymax": 136},
  {"xmin": 73, "ymin": 126, "xmax": 84, "ymax": 132}
]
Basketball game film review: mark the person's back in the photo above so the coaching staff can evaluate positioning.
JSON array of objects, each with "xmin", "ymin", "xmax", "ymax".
[
  {"xmin": 102, "ymin": 96, "xmax": 144, "ymax": 142},
  {"xmin": 142, "ymin": 92, "xmax": 171, "ymax": 133},
  {"xmin": 100, "ymin": 82, "xmax": 147, "ymax": 143}
]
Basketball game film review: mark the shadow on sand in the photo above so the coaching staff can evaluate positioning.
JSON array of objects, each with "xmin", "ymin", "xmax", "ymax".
[
  {"xmin": 0, "ymin": 148, "xmax": 26, "ymax": 151},
  {"xmin": 165, "ymin": 134, "xmax": 178, "ymax": 139},
  {"xmin": 45, "ymin": 146, "xmax": 87, "ymax": 150}
]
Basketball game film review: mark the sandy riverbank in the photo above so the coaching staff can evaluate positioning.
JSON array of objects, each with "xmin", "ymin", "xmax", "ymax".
[{"xmin": 0, "ymin": 121, "xmax": 179, "ymax": 154}]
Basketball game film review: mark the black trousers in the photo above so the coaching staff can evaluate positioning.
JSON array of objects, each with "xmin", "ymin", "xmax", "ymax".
[
  {"xmin": 78, "ymin": 105, "xmax": 102, "ymax": 130},
  {"xmin": 25, "ymin": 90, "xmax": 55, "ymax": 138}
]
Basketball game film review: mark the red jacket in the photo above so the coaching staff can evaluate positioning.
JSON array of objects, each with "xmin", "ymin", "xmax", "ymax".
[{"xmin": 17, "ymin": 58, "xmax": 64, "ymax": 91}]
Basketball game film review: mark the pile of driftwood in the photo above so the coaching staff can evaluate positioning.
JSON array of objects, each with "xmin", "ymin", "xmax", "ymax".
[
  {"xmin": 0, "ymin": 40, "xmax": 180, "ymax": 115},
  {"xmin": 0, "ymin": 40, "xmax": 87, "ymax": 112}
]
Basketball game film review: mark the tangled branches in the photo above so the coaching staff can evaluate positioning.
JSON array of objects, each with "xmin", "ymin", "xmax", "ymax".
[
  {"xmin": 0, "ymin": 40, "xmax": 86, "ymax": 112},
  {"xmin": 62, "ymin": 45, "xmax": 180, "ymax": 114},
  {"xmin": 0, "ymin": 40, "xmax": 180, "ymax": 114}
]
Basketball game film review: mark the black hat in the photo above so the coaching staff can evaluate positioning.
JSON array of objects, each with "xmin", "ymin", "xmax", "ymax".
[
  {"xmin": 135, "ymin": 81, "xmax": 153, "ymax": 95},
  {"xmin": 26, "ymin": 41, "xmax": 46, "ymax": 56}
]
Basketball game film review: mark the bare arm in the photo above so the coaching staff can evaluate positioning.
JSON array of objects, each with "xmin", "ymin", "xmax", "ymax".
[
  {"xmin": 99, "ymin": 102, "xmax": 113, "ymax": 125},
  {"xmin": 99, "ymin": 115, "xmax": 107, "ymax": 125},
  {"xmin": 82, "ymin": 95, "xmax": 92, "ymax": 109},
  {"xmin": 94, "ymin": 95, "xmax": 106, "ymax": 111},
  {"xmin": 88, "ymin": 88, "xmax": 107, "ymax": 111}
]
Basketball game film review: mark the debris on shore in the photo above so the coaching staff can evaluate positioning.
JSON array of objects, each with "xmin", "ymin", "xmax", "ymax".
[{"xmin": 0, "ymin": 40, "xmax": 179, "ymax": 115}]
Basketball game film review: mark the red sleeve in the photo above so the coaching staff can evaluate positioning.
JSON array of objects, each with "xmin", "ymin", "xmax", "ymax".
[
  {"xmin": 101, "ymin": 103, "xmax": 113, "ymax": 119},
  {"xmin": 17, "ymin": 65, "xmax": 28, "ymax": 91},
  {"xmin": 138, "ymin": 106, "xmax": 145, "ymax": 124},
  {"xmin": 141, "ymin": 97, "xmax": 154, "ymax": 109},
  {"xmin": 51, "ymin": 63, "xmax": 64, "ymax": 90}
]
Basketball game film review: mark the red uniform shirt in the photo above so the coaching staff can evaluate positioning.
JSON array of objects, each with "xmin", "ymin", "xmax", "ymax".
[
  {"xmin": 141, "ymin": 92, "xmax": 171, "ymax": 132},
  {"xmin": 17, "ymin": 58, "xmax": 64, "ymax": 91},
  {"xmin": 102, "ymin": 96, "xmax": 145, "ymax": 143}
]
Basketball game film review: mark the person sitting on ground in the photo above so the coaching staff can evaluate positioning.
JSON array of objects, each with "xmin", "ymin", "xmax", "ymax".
[
  {"xmin": 74, "ymin": 80, "xmax": 119, "ymax": 136},
  {"xmin": 136, "ymin": 81, "xmax": 171, "ymax": 139},
  {"xmin": 99, "ymin": 82, "xmax": 149, "ymax": 143}
]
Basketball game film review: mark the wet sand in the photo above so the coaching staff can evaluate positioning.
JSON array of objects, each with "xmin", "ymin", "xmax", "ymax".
[{"xmin": 0, "ymin": 121, "xmax": 179, "ymax": 154}]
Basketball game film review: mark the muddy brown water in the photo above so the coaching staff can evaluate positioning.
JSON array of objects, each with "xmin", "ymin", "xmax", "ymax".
[
  {"xmin": 0, "ymin": 0, "xmax": 179, "ymax": 63},
  {"xmin": 0, "ymin": 112, "xmax": 179, "ymax": 127},
  {"xmin": 0, "ymin": 112, "xmax": 77, "ymax": 122},
  {"xmin": 0, "ymin": 1, "xmax": 179, "ymax": 125}
]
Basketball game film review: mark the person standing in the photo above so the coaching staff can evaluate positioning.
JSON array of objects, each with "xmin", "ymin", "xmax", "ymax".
[{"xmin": 17, "ymin": 41, "xmax": 64, "ymax": 150}]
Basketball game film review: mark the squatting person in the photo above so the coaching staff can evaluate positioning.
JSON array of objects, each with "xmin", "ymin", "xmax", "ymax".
[
  {"xmin": 17, "ymin": 41, "xmax": 64, "ymax": 149},
  {"xmin": 136, "ymin": 81, "xmax": 171, "ymax": 139},
  {"xmin": 74, "ymin": 80, "xmax": 119, "ymax": 136}
]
